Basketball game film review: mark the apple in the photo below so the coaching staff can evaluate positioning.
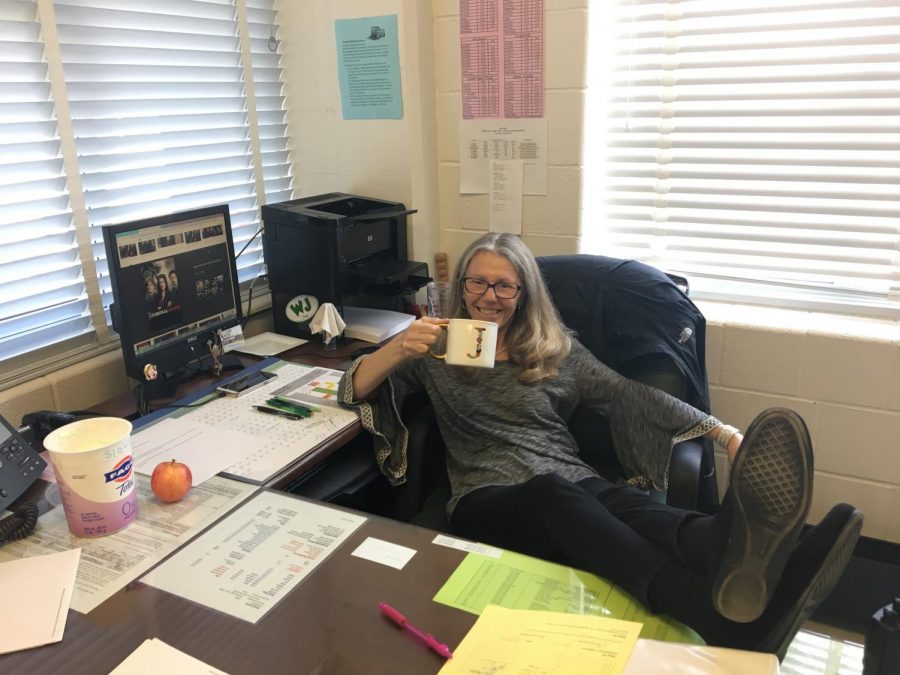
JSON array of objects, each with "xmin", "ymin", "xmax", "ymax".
[{"xmin": 151, "ymin": 459, "xmax": 192, "ymax": 502}]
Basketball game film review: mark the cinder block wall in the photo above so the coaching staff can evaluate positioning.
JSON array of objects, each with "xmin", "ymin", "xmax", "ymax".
[
  {"xmin": 705, "ymin": 306, "xmax": 900, "ymax": 544},
  {"xmin": 0, "ymin": 349, "xmax": 130, "ymax": 428},
  {"xmin": 0, "ymin": 313, "xmax": 273, "ymax": 430}
]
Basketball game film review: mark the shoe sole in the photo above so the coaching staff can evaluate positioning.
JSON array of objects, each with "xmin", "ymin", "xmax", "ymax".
[
  {"xmin": 760, "ymin": 508, "xmax": 863, "ymax": 660},
  {"xmin": 712, "ymin": 408, "xmax": 813, "ymax": 623}
]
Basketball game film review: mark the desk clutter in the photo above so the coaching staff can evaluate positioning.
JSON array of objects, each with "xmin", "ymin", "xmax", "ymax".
[
  {"xmin": 132, "ymin": 359, "xmax": 357, "ymax": 484},
  {"xmin": 1, "ymin": 476, "xmax": 792, "ymax": 674},
  {"xmin": 0, "ymin": 356, "xmax": 855, "ymax": 674}
]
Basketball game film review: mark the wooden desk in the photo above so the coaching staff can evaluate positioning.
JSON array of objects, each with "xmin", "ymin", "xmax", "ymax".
[{"xmin": 0, "ymin": 491, "xmax": 477, "ymax": 675}]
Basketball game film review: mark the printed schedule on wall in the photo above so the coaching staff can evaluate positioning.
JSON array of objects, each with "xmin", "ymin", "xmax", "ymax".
[{"xmin": 460, "ymin": 0, "xmax": 544, "ymax": 119}]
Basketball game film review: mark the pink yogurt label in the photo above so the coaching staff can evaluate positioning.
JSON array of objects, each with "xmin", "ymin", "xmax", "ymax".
[{"xmin": 56, "ymin": 467, "xmax": 138, "ymax": 537}]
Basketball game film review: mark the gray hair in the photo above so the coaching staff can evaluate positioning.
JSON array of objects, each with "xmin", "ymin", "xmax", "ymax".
[{"xmin": 450, "ymin": 232, "xmax": 571, "ymax": 383}]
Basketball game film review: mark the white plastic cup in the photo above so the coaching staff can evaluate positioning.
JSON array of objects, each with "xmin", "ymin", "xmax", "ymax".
[{"xmin": 44, "ymin": 417, "xmax": 138, "ymax": 537}]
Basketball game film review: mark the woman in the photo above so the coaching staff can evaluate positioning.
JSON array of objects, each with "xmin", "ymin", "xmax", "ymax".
[
  {"xmin": 339, "ymin": 232, "xmax": 861, "ymax": 656},
  {"xmin": 143, "ymin": 276, "xmax": 158, "ymax": 311},
  {"xmin": 155, "ymin": 274, "xmax": 172, "ymax": 310}
]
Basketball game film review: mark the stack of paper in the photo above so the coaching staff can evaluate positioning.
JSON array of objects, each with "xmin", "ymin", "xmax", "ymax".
[
  {"xmin": 111, "ymin": 638, "xmax": 228, "ymax": 674},
  {"xmin": 0, "ymin": 549, "xmax": 80, "ymax": 655},
  {"xmin": 341, "ymin": 306, "xmax": 414, "ymax": 343}
]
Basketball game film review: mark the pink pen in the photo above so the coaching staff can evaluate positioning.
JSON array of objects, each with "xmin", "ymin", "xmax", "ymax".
[{"xmin": 379, "ymin": 602, "xmax": 453, "ymax": 659}]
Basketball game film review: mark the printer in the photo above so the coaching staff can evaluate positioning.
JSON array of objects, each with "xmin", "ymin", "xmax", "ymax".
[{"xmin": 261, "ymin": 193, "xmax": 430, "ymax": 337}]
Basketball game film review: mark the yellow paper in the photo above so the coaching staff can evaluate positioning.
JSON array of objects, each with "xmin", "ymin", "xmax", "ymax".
[
  {"xmin": 434, "ymin": 550, "xmax": 701, "ymax": 644},
  {"xmin": 440, "ymin": 605, "xmax": 642, "ymax": 675}
]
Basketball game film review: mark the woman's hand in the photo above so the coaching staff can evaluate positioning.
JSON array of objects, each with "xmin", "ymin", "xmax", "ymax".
[
  {"xmin": 707, "ymin": 424, "xmax": 744, "ymax": 464},
  {"xmin": 394, "ymin": 317, "xmax": 447, "ymax": 360},
  {"xmin": 350, "ymin": 316, "xmax": 447, "ymax": 400}
]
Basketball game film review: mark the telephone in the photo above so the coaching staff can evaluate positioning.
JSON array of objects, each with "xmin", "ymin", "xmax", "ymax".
[{"xmin": 0, "ymin": 414, "xmax": 47, "ymax": 543}]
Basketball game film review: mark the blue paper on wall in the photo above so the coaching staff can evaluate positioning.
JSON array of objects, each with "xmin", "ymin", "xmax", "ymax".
[{"xmin": 334, "ymin": 14, "xmax": 403, "ymax": 120}]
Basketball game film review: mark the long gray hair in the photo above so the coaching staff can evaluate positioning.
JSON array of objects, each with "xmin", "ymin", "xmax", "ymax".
[{"xmin": 449, "ymin": 232, "xmax": 571, "ymax": 383}]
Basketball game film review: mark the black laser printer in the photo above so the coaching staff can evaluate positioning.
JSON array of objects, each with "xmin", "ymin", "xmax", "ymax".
[{"xmin": 261, "ymin": 193, "xmax": 430, "ymax": 338}]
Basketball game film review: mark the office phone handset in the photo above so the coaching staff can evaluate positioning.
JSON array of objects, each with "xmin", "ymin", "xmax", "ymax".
[{"xmin": 0, "ymin": 414, "xmax": 46, "ymax": 543}]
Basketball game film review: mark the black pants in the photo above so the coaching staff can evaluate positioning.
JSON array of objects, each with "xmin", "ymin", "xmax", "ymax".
[
  {"xmin": 450, "ymin": 473, "xmax": 764, "ymax": 648},
  {"xmin": 449, "ymin": 473, "xmax": 708, "ymax": 609}
]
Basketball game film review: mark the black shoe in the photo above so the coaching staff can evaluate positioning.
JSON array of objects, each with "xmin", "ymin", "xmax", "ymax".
[
  {"xmin": 712, "ymin": 408, "xmax": 813, "ymax": 622},
  {"xmin": 756, "ymin": 503, "xmax": 863, "ymax": 660}
]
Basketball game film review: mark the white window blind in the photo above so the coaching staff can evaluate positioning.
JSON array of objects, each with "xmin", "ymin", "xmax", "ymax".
[
  {"xmin": 55, "ymin": 0, "xmax": 288, "ymax": 296},
  {"xmin": 0, "ymin": 0, "xmax": 91, "ymax": 362},
  {"xmin": 0, "ymin": 0, "xmax": 291, "ymax": 371},
  {"xmin": 245, "ymin": 0, "xmax": 292, "ymax": 207},
  {"xmin": 584, "ymin": 0, "xmax": 900, "ymax": 316}
]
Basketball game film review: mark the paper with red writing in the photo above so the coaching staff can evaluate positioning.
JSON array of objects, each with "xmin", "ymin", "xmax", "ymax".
[{"xmin": 460, "ymin": 0, "xmax": 544, "ymax": 119}]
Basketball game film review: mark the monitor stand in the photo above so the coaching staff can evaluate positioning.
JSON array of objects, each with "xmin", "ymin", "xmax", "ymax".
[{"xmin": 133, "ymin": 353, "xmax": 244, "ymax": 416}]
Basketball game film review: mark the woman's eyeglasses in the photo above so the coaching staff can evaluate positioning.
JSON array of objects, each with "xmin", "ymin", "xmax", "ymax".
[{"xmin": 462, "ymin": 277, "xmax": 522, "ymax": 299}]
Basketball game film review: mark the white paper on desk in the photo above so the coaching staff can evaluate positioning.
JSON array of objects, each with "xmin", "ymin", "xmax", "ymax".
[
  {"xmin": 111, "ymin": 638, "xmax": 228, "ymax": 675},
  {"xmin": 351, "ymin": 536, "xmax": 416, "ymax": 570},
  {"xmin": 622, "ymin": 638, "xmax": 779, "ymax": 674},
  {"xmin": 0, "ymin": 548, "xmax": 80, "ymax": 655},
  {"xmin": 142, "ymin": 491, "xmax": 366, "ymax": 624},
  {"xmin": 0, "ymin": 475, "xmax": 257, "ymax": 615},
  {"xmin": 131, "ymin": 417, "xmax": 249, "ymax": 486},
  {"xmin": 153, "ymin": 362, "xmax": 359, "ymax": 484}
]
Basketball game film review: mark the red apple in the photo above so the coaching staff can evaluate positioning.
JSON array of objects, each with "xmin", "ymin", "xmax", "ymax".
[{"xmin": 151, "ymin": 459, "xmax": 192, "ymax": 503}]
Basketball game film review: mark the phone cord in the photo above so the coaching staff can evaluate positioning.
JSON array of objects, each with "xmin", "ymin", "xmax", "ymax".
[{"xmin": 0, "ymin": 502, "xmax": 39, "ymax": 544}]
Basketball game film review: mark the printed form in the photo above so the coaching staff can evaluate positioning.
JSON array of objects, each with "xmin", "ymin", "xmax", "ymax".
[
  {"xmin": 141, "ymin": 491, "xmax": 366, "ymax": 623},
  {"xmin": 440, "ymin": 605, "xmax": 642, "ymax": 675},
  {"xmin": 0, "ymin": 475, "xmax": 256, "ymax": 614},
  {"xmin": 459, "ymin": 0, "xmax": 547, "ymax": 195},
  {"xmin": 460, "ymin": 0, "xmax": 544, "ymax": 119}
]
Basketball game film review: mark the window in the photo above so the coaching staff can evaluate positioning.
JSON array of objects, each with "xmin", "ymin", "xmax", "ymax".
[
  {"xmin": 0, "ymin": 0, "xmax": 291, "ymax": 381},
  {"xmin": 583, "ymin": 0, "xmax": 900, "ymax": 317},
  {"xmin": 0, "ymin": 1, "xmax": 87, "ymax": 363}
]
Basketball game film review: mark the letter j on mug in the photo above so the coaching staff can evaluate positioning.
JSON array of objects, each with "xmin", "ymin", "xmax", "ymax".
[{"xmin": 429, "ymin": 319, "xmax": 498, "ymax": 368}]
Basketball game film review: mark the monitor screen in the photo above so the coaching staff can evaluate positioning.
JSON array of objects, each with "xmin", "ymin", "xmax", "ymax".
[{"xmin": 102, "ymin": 205, "xmax": 242, "ymax": 384}]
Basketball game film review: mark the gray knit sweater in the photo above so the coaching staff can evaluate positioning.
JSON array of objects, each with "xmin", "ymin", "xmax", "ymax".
[{"xmin": 339, "ymin": 340, "xmax": 716, "ymax": 516}]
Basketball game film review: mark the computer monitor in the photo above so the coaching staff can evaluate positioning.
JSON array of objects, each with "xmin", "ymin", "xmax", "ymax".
[{"xmin": 102, "ymin": 204, "xmax": 243, "ymax": 397}]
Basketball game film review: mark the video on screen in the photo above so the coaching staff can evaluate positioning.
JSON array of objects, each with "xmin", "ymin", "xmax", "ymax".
[
  {"xmin": 142, "ymin": 258, "xmax": 184, "ymax": 331},
  {"xmin": 111, "ymin": 215, "xmax": 238, "ymax": 357}
]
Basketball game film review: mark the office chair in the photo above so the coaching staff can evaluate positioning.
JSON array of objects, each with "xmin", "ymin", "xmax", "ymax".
[{"xmin": 391, "ymin": 254, "xmax": 719, "ymax": 531}]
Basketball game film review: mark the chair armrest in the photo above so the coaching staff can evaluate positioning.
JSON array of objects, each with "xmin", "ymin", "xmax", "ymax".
[
  {"xmin": 393, "ymin": 395, "xmax": 445, "ymax": 522},
  {"xmin": 667, "ymin": 438, "xmax": 718, "ymax": 514}
]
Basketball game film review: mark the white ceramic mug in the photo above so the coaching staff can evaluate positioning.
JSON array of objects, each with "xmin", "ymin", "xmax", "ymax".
[{"xmin": 430, "ymin": 319, "xmax": 498, "ymax": 368}]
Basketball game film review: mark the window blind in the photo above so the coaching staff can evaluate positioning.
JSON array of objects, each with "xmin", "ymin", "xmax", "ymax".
[
  {"xmin": 584, "ymin": 0, "xmax": 900, "ymax": 316},
  {"xmin": 0, "ymin": 0, "xmax": 91, "ymax": 362},
  {"xmin": 54, "ymin": 0, "xmax": 290, "ymax": 295},
  {"xmin": 246, "ymin": 0, "xmax": 292, "ymax": 207}
]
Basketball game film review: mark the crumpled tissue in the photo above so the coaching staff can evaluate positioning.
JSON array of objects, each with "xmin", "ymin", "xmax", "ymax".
[{"xmin": 309, "ymin": 302, "xmax": 346, "ymax": 344}]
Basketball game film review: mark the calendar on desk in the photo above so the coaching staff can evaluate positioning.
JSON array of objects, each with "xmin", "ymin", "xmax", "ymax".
[{"xmin": 161, "ymin": 361, "xmax": 358, "ymax": 485}]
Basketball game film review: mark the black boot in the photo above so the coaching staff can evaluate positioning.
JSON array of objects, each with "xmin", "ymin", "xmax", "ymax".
[
  {"xmin": 754, "ymin": 502, "xmax": 863, "ymax": 660},
  {"xmin": 652, "ymin": 502, "xmax": 863, "ymax": 659}
]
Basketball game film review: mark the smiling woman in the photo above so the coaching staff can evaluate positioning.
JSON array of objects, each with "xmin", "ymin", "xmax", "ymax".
[{"xmin": 337, "ymin": 231, "xmax": 862, "ymax": 660}]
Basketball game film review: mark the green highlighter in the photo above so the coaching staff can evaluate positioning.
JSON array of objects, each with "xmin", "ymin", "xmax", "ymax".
[
  {"xmin": 265, "ymin": 398, "xmax": 312, "ymax": 417},
  {"xmin": 272, "ymin": 395, "xmax": 321, "ymax": 413}
]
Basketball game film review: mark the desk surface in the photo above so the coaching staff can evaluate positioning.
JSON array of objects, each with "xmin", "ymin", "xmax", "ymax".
[
  {"xmin": 0, "ymin": 491, "xmax": 476, "ymax": 675},
  {"xmin": 90, "ymin": 336, "xmax": 372, "ymax": 491}
]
